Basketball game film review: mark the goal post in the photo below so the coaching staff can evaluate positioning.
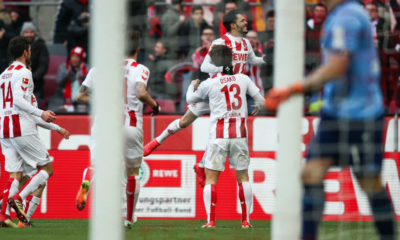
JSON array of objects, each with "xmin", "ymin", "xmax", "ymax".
[
  {"xmin": 90, "ymin": 0, "xmax": 126, "ymax": 239},
  {"xmin": 271, "ymin": 0, "xmax": 305, "ymax": 239}
]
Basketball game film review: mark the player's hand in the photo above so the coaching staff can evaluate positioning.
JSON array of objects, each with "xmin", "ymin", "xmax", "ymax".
[
  {"xmin": 251, "ymin": 105, "xmax": 260, "ymax": 116},
  {"xmin": 57, "ymin": 128, "xmax": 70, "ymax": 139},
  {"xmin": 151, "ymin": 101, "xmax": 160, "ymax": 116},
  {"xmin": 264, "ymin": 82, "xmax": 304, "ymax": 112},
  {"xmin": 191, "ymin": 79, "xmax": 200, "ymax": 90},
  {"xmin": 41, "ymin": 110, "xmax": 56, "ymax": 122}
]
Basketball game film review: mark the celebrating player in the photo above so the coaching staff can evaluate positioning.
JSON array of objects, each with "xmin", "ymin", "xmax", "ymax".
[
  {"xmin": 187, "ymin": 45, "xmax": 264, "ymax": 228},
  {"xmin": 123, "ymin": 31, "xmax": 160, "ymax": 228},
  {"xmin": 144, "ymin": 9, "xmax": 267, "ymax": 187},
  {"xmin": 264, "ymin": 0, "xmax": 397, "ymax": 239},
  {"xmin": 0, "ymin": 36, "xmax": 65, "ymax": 226}
]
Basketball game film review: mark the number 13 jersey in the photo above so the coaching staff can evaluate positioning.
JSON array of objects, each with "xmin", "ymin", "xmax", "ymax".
[
  {"xmin": 0, "ymin": 62, "xmax": 43, "ymax": 138},
  {"xmin": 193, "ymin": 73, "xmax": 260, "ymax": 140}
]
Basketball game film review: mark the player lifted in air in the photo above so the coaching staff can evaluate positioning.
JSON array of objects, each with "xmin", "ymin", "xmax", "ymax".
[
  {"xmin": 0, "ymin": 36, "xmax": 69, "ymax": 227},
  {"xmin": 265, "ymin": 0, "xmax": 397, "ymax": 239},
  {"xmin": 187, "ymin": 45, "xmax": 264, "ymax": 228},
  {"xmin": 144, "ymin": 10, "xmax": 267, "ymax": 186}
]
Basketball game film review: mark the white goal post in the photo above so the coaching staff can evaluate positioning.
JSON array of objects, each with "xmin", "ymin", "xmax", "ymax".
[
  {"xmin": 90, "ymin": 0, "xmax": 126, "ymax": 240},
  {"xmin": 271, "ymin": 0, "xmax": 304, "ymax": 239}
]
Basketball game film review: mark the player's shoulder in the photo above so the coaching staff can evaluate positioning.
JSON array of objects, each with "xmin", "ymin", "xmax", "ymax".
[
  {"xmin": 12, "ymin": 64, "xmax": 31, "ymax": 78},
  {"xmin": 212, "ymin": 38, "xmax": 225, "ymax": 45}
]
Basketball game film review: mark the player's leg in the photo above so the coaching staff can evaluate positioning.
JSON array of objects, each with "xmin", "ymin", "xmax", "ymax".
[
  {"xmin": 76, "ymin": 127, "xmax": 95, "ymax": 210},
  {"xmin": 0, "ymin": 141, "xmax": 23, "ymax": 228},
  {"xmin": 236, "ymin": 170, "xmax": 253, "ymax": 228},
  {"xmin": 8, "ymin": 135, "xmax": 53, "ymax": 224},
  {"xmin": 357, "ymin": 176, "xmax": 396, "ymax": 240},
  {"xmin": 124, "ymin": 126, "xmax": 143, "ymax": 228},
  {"xmin": 231, "ymin": 138, "xmax": 253, "ymax": 228},
  {"xmin": 202, "ymin": 139, "xmax": 227, "ymax": 228},
  {"xmin": 353, "ymin": 118, "xmax": 396, "ymax": 240},
  {"xmin": 76, "ymin": 165, "xmax": 93, "ymax": 210},
  {"xmin": 144, "ymin": 109, "xmax": 198, "ymax": 156},
  {"xmin": 203, "ymin": 169, "xmax": 220, "ymax": 228},
  {"xmin": 301, "ymin": 158, "xmax": 333, "ymax": 240}
]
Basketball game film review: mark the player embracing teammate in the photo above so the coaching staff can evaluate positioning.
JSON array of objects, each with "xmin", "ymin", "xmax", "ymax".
[
  {"xmin": 144, "ymin": 9, "xmax": 267, "ymax": 187},
  {"xmin": 187, "ymin": 45, "xmax": 264, "ymax": 228}
]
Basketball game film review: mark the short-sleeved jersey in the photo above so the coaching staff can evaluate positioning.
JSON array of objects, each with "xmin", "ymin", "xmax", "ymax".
[
  {"xmin": 0, "ymin": 62, "xmax": 42, "ymax": 138},
  {"xmin": 82, "ymin": 67, "xmax": 95, "ymax": 89},
  {"xmin": 206, "ymin": 33, "xmax": 261, "ymax": 74},
  {"xmin": 321, "ymin": 1, "xmax": 383, "ymax": 119},
  {"xmin": 194, "ymin": 73, "xmax": 259, "ymax": 139},
  {"xmin": 124, "ymin": 59, "xmax": 150, "ymax": 129}
]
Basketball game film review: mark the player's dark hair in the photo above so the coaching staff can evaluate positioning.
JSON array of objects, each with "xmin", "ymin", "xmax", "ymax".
[
  {"xmin": 223, "ymin": 9, "xmax": 242, "ymax": 32},
  {"xmin": 314, "ymin": 3, "xmax": 327, "ymax": 11},
  {"xmin": 192, "ymin": 5, "xmax": 203, "ymax": 13},
  {"xmin": 8, "ymin": 36, "xmax": 30, "ymax": 60},
  {"xmin": 127, "ymin": 30, "xmax": 140, "ymax": 56},
  {"xmin": 366, "ymin": 1, "xmax": 378, "ymax": 8},
  {"xmin": 266, "ymin": 10, "xmax": 274, "ymax": 19},
  {"xmin": 209, "ymin": 45, "xmax": 232, "ymax": 67},
  {"xmin": 202, "ymin": 26, "xmax": 214, "ymax": 34}
]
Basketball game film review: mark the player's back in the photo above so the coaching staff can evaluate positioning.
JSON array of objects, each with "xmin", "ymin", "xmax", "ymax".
[
  {"xmin": 124, "ymin": 59, "xmax": 150, "ymax": 129},
  {"xmin": 202, "ymin": 72, "xmax": 256, "ymax": 139},
  {"xmin": 0, "ymin": 62, "xmax": 37, "ymax": 138}
]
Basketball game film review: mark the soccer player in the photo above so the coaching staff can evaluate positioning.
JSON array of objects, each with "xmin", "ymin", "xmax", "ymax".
[
  {"xmin": 0, "ymin": 36, "xmax": 61, "ymax": 226},
  {"xmin": 186, "ymin": 45, "xmax": 264, "ymax": 228},
  {"xmin": 144, "ymin": 9, "xmax": 266, "ymax": 186},
  {"xmin": 264, "ymin": 1, "xmax": 397, "ymax": 239},
  {"xmin": 123, "ymin": 31, "xmax": 160, "ymax": 228}
]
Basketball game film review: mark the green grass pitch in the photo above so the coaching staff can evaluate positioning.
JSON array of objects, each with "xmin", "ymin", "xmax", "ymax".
[{"xmin": 0, "ymin": 219, "xmax": 396, "ymax": 240}]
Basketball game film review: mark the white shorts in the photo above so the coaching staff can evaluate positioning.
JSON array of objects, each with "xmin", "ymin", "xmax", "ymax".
[
  {"xmin": 1, "ymin": 134, "xmax": 52, "ymax": 174},
  {"xmin": 188, "ymin": 101, "xmax": 210, "ymax": 117},
  {"xmin": 204, "ymin": 138, "xmax": 250, "ymax": 171},
  {"xmin": 124, "ymin": 126, "xmax": 143, "ymax": 168}
]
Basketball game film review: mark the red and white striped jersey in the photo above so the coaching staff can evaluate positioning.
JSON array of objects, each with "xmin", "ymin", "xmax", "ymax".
[
  {"xmin": 201, "ymin": 33, "xmax": 265, "ymax": 75},
  {"xmin": 124, "ymin": 59, "xmax": 149, "ymax": 129},
  {"xmin": 188, "ymin": 73, "xmax": 260, "ymax": 139},
  {"xmin": 0, "ymin": 61, "xmax": 43, "ymax": 138}
]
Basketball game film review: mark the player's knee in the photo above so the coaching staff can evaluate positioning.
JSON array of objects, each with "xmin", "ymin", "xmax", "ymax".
[
  {"xmin": 301, "ymin": 166, "xmax": 324, "ymax": 184},
  {"xmin": 357, "ymin": 176, "xmax": 383, "ymax": 194}
]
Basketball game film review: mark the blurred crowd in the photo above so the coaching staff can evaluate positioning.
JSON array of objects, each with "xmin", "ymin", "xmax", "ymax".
[{"xmin": 0, "ymin": 0, "xmax": 399, "ymax": 115}]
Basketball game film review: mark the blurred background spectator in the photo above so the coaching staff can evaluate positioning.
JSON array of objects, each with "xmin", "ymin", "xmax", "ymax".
[
  {"xmin": 21, "ymin": 22, "xmax": 49, "ymax": 107},
  {"xmin": 49, "ymin": 46, "xmax": 87, "ymax": 112},
  {"xmin": 161, "ymin": 0, "xmax": 186, "ymax": 59},
  {"xmin": 146, "ymin": 40, "xmax": 176, "ymax": 100},
  {"xmin": 54, "ymin": 0, "xmax": 89, "ymax": 55}
]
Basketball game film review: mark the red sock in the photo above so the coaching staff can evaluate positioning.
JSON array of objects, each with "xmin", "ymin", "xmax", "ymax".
[
  {"xmin": 126, "ymin": 176, "xmax": 136, "ymax": 222},
  {"xmin": 238, "ymin": 183, "xmax": 246, "ymax": 222},
  {"xmin": 210, "ymin": 184, "xmax": 217, "ymax": 223},
  {"xmin": 25, "ymin": 195, "xmax": 33, "ymax": 213},
  {"xmin": 1, "ymin": 178, "xmax": 14, "ymax": 215}
]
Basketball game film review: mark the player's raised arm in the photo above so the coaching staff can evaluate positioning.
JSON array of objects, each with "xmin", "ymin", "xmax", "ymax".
[
  {"xmin": 186, "ymin": 79, "xmax": 208, "ymax": 104},
  {"xmin": 200, "ymin": 50, "xmax": 223, "ymax": 74},
  {"xmin": 247, "ymin": 41, "xmax": 266, "ymax": 66},
  {"xmin": 76, "ymin": 85, "xmax": 90, "ymax": 103}
]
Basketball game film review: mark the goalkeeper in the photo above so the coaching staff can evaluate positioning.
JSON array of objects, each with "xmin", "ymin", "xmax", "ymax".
[{"xmin": 265, "ymin": 0, "xmax": 397, "ymax": 239}]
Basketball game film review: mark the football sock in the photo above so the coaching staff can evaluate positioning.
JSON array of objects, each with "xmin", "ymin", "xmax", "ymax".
[
  {"xmin": 25, "ymin": 195, "xmax": 33, "ymax": 216},
  {"xmin": 1, "ymin": 178, "xmax": 14, "ymax": 215},
  {"xmin": 126, "ymin": 176, "xmax": 136, "ymax": 222},
  {"xmin": 26, "ymin": 196, "xmax": 41, "ymax": 220},
  {"xmin": 18, "ymin": 170, "xmax": 49, "ymax": 200},
  {"xmin": 156, "ymin": 119, "xmax": 182, "ymax": 144},
  {"xmin": 133, "ymin": 177, "xmax": 141, "ymax": 215},
  {"xmin": 203, "ymin": 184, "xmax": 217, "ymax": 223},
  {"xmin": 302, "ymin": 184, "xmax": 325, "ymax": 240},
  {"xmin": 238, "ymin": 182, "xmax": 252, "ymax": 222},
  {"xmin": 367, "ymin": 189, "xmax": 397, "ymax": 240},
  {"xmin": 6, "ymin": 178, "xmax": 20, "ymax": 215},
  {"xmin": 82, "ymin": 166, "xmax": 93, "ymax": 183}
]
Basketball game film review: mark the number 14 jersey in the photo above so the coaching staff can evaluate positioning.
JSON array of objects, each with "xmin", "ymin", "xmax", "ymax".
[
  {"xmin": 0, "ymin": 61, "xmax": 42, "ymax": 138},
  {"xmin": 192, "ymin": 73, "xmax": 260, "ymax": 139}
]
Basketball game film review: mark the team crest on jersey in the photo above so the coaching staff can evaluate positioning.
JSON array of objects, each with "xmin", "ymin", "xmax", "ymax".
[
  {"xmin": 22, "ymin": 78, "xmax": 29, "ymax": 84},
  {"xmin": 143, "ymin": 70, "xmax": 149, "ymax": 76}
]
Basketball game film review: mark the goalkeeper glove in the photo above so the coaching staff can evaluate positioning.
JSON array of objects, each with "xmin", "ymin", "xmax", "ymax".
[{"xmin": 264, "ymin": 82, "xmax": 304, "ymax": 112}]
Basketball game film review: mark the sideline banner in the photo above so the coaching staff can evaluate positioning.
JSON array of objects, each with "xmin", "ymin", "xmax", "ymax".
[{"xmin": 0, "ymin": 115, "xmax": 399, "ymax": 220}]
